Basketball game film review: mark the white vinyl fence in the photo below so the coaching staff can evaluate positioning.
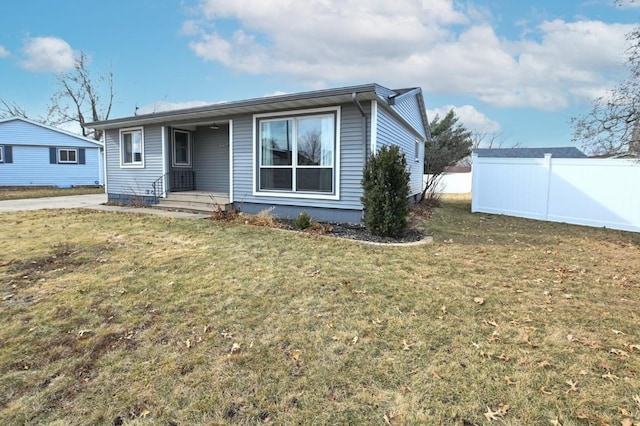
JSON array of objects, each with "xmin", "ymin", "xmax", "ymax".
[
  {"xmin": 471, "ymin": 154, "xmax": 640, "ymax": 233},
  {"xmin": 424, "ymin": 172, "xmax": 472, "ymax": 193}
]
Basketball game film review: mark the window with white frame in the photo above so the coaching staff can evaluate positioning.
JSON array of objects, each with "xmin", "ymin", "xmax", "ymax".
[
  {"xmin": 58, "ymin": 148, "xmax": 78, "ymax": 163},
  {"xmin": 120, "ymin": 128, "xmax": 144, "ymax": 166},
  {"xmin": 172, "ymin": 129, "xmax": 191, "ymax": 167},
  {"xmin": 0, "ymin": 146, "xmax": 3, "ymax": 163},
  {"xmin": 415, "ymin": 139, "xmax": 421, "ymax": 163},
  {"xmin": 258, "ymin": 112, "xmax": 335, "ymax": 194}
]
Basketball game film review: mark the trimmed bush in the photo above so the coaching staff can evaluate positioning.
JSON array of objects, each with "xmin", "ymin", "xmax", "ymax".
[
  {"xmin": 294, "ymin": 211, "xmax": 312, "ymax": 230},
  {"xmin": 361, "ymin": 145, "xmax": 410, "ymax": 237}
]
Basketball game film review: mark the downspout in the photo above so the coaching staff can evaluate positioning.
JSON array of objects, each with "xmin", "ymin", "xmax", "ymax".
[
  {"xmin": 352, "ymin": 92, "xmax": 368, "ymax": 221},
  {"xmin": 351, "ymin": 92, "xmax": 368, "ymax": 167}
]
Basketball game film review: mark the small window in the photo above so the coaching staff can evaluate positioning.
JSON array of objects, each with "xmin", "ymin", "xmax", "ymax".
[
  {"xmin": 172, "ymin": 130, "xmax": 192, "ymax": 167},
  {"xmin": 120, "ymin": 127, "xmax": 144, "ymax": 167},
  {"xmin": 415, "ymin": 139, "xmax": 421, "ymax": 163},
  {"xmin": 58, "ymin": 148, "xmax": 78, "ymax": 164}
]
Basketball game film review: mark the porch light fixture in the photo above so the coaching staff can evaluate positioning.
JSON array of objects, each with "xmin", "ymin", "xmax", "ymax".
[{"xmin": 210, "ymin": 123, "xmax": 219, "ymax": 130}]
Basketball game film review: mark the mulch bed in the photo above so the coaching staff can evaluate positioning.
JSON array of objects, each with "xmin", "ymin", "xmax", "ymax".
[{"xmin": 211, "ymin": 203, "xmax": 433, "ymax": 244}]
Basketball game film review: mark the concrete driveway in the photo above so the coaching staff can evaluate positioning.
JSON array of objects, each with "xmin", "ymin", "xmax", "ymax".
[{"xmin": 0, "ymin": 193, "xmax": 108, "ymax": 212}]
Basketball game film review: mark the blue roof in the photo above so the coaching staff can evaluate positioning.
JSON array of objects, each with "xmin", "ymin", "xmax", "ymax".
[{"xmin": 474, "ymin": 147, "xmax": 587, "ymax": 159}]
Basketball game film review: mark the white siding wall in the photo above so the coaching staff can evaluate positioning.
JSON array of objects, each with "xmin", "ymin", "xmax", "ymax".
[
  {"xmin": 104, "ymin": 125, "xmax": 164, "ymax": 196},
  {"xmin": 390, "ymin": 95, "xmax": 426, "ymax": 138},
  {"xmin": 376, "ymin": 106, "xmax": 423, "ymax": 197},
  {"xmin": 472, "ymin": 155, "xmax": 640, "ymax": 233}
]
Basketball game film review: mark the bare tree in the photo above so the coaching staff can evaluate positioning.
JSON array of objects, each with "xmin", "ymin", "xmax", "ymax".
[
  {"xmin": 0, "ymin": 100, "xmax": 31, "ymax": 119},
  {"xmin": 298, "ymin": 129, "xmax": 323, "ymax": 165},
  {"xmin": 572, "ymin": 26, "xmax": 639, "ymax": 157},
  {"xmin": 46, "ymin": 52, "xmax": 114, "ymax": 141},
  {"xmin": 1, "ymin": 51, "xmax": 113, "ymax": 141}
]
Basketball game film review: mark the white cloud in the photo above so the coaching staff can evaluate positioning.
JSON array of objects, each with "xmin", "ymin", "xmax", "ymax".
[
  {"xmin": 263, "ymin": 90, "xmax": 289, "ymax": 97},
  {"xmin": 427, "ymin": 104, "xmax": 501, "ymax": 134},
  {"xmin": 0, "ymin": 45, "xmax": 9, "ymax": 58},
  {"xmin": 136, "ymin": 100, "xmax": 212, "ymax": 115},
  {"xmin": 186, "ymin": 0, "xmax": 633, "ymax": 111},
  {"xmin": 20, "ymin": 36, "xmax": 76, "ymax": 73}
]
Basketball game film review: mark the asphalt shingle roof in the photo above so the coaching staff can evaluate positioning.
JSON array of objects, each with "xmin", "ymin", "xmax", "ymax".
[{"xmin": 474, "ymin": 147, "xmax": 587, "ymax": 158}]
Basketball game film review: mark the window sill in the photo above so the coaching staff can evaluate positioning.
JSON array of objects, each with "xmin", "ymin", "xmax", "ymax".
[{"xmin": 253, "ymin": 190, "xmax": 339, "ymax": 201}]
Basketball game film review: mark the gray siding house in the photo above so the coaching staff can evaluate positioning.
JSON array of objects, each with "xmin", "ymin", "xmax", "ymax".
[
  {"xmin": 86, "ymin": 84, "xmax": 429, "ymax": 222},
  {"xmin": 0, "ymin": 117, "xmax": 104, "ymax": 187}
]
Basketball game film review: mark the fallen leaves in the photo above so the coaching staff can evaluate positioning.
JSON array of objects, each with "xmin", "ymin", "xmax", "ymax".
[
  {"xmin": 609, "ymin": 348, "xmax": 629, "ymax": 357},
  {"xmin": 565, "ymin": 380, "xmax": 578, "ymax": 393},
  {"xmin": 484, "ymin": 404, "xmax": 509, "ymax": 421}
]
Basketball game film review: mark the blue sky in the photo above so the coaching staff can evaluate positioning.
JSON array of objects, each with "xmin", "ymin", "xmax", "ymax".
[{"xmin": 0, "ymin": 0, "xmax": 638, "ymax": 150}]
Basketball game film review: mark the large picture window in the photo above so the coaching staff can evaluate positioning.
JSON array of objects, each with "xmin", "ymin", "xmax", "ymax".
[
  {"xmin": 172, "ymin": 130, "xmax": 192, "ymax": 167},
  {"xmin": 120, "ymin": 128, "xmax": 144, "ymax": 167},
  {"xmin": 259, "ymin": 112, "xmax": 335, "ymax": 194}
]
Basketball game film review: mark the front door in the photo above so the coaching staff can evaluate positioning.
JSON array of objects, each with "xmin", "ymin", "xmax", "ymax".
[{"xmin": 171, "ymin": 129, "xmax": 195, "ymax": 191}]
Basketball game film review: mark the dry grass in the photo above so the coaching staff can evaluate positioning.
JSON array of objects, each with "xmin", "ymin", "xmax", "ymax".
[
  {"xmin": 0, "ymin": 186, "xmax": 104, "ymax": 201},
  {"xmin": 0, "ymin": 195, "xmax": 639, "ymax": 425}
]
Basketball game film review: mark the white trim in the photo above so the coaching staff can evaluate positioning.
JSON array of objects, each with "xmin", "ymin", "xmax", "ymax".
[
  {"xmin": 253, "ymin": 105, "xmax": 341, "ymax": 120},
  {"xmin": 252, "ymin": 106, "xmax": 341, "ymax": 201},
  {"xmin": 161, "ymin": 126, "xmax": 167, "ymax": 197},
  {"xmin": 228, "ymin": 119, "xmax": 234, "ymax": 203},
  {"xmin": 370, "ymin": 100, "xmax": 378, "ymax": 154},
  {"xmin": 0, "ymin": 145, "xmax": 4, "ymax": 163},
  {"xmin": 171, "ymin": 129, "xmax": 192, "ymax": 167},
  {"xmin": 103, "ymin": 133, "xmax": 108, "ymax": 192},
  {"xmin": 119, "ymin": 126, "xmax": 145, "ymax": 168},
  {"xmin": 57, "ymin": 147, "xmax": 78, "ymax": 164}
]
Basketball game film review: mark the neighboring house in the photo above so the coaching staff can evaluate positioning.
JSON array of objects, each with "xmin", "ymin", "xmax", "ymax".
[
  {"xmin": 85, "ymin": 83, "xmax": 429, "ymax": 222},
  {"xmin": 474, "ymin": 147, "xmax": 587, "ymax": 159},
  {"xmin": 0, "ymin": 116, "xmax": 104, "ymax": 187}
]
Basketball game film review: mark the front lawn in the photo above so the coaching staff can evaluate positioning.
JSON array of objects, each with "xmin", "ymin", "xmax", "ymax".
[
  {"xmin": 0, "ymin": 196, "xmax": 638, "ymax": 425},
  {"xmin": 0, "ymin": 186, "xmax": 104, "ymax": 201}
]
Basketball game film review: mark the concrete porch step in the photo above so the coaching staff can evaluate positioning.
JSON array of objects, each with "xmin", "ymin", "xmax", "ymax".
[
  {"xmin": 165, "ymin": 191, "xmax": 229, "ymax": 204},
  {"xmin": 154, "ymin": 191, "xmax": 231, "ymax": 213}
]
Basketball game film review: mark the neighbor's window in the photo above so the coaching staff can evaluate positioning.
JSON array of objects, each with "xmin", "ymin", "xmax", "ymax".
[
  {"xmin": 259, "ymin": 113, "xmax": 335, "ymax": 193},
  {"xmin": 172, "ymin": 129, "xmax": 191, "ymax": 167},
  {"xmin": 120, "ymin": 128, "xmax": 144, "ymax": 166},
  {"xmin": 58, "ymin": 148, "xmax": 78, "ymax": 164}
]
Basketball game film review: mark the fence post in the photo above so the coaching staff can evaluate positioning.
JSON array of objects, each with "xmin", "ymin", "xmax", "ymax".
[
  {"xmin": 543, "ymin": 153, "xmax": 552, "ymax": 220},
  {"xmin": 471, "ymin": 153, "xmax": 479, "ymax": 212}
]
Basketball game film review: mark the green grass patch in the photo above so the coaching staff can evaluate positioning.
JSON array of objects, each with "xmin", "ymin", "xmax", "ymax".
[
  {"xmin": 0, "ymin": 186, "xmax": 104, "ymax": 201},
  {"xmin": 0, "ymin": 196, "xmax": 639, "ymax": 425}
]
